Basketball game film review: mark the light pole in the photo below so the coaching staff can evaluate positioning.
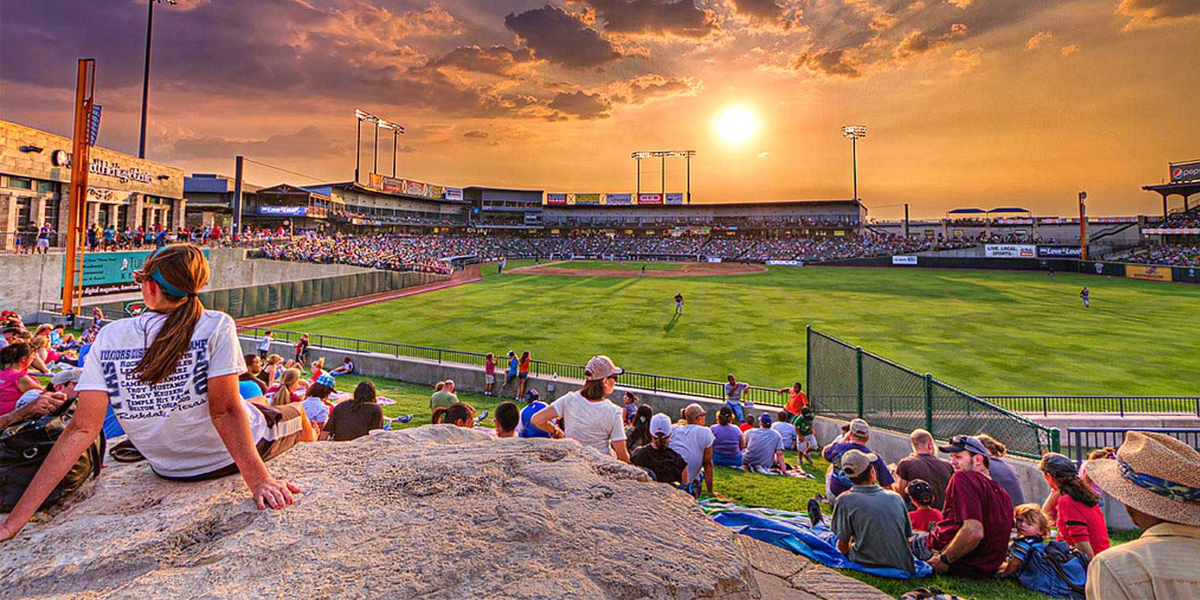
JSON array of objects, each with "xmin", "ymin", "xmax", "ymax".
[
  {"xmin": 841, "ymin": 125, "xmax": 867, "ymax": 201},
  {"xmin": 138, "ymin": 0, "xmax": 176, "ymax": 159},
  {"xmin": 354, "ymin": 109, "xmax": 403, "ymax": 185}
]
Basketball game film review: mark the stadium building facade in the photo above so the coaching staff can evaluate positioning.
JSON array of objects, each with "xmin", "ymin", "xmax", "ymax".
[{"xmin": 0, "ymin": 120, "xmax": 186, "ymax": 250}]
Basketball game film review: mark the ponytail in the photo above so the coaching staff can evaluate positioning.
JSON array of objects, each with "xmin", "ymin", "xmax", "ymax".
[
  {"xmin": 132, "ymin": 244, "xmax": 210, "ymax": 385},
  {"xmin": 272, "ymin": 368, "xmax": 301, "ymax": 406}
]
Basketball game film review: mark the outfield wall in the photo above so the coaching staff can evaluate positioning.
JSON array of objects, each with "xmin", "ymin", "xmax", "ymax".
[
  {"xmin": 237, "ymin": 336, "xmax": 1147, "ymax": 526},
  {"xmin": 1, "ymin": 248, "xmax": 381, "ymax": 317}
]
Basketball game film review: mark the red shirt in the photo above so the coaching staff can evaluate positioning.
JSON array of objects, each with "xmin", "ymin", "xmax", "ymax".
[
  {"xmin": 909, "ymin": 507, "xmax": 943, "ymax": 533},
  {"xmin": 784, "ymin": 391, "xmax": 809, "ymax": 414},
  {"xmin": 739, "ymin": 423, "xmax": 753, "ymax": 433},
  {"xmin": 1054, "ymin": 494, "xmax": 1110, "ymax": 554},
  {"xmin": 929, "ymin": 470, "xmax": 1014, "ymax": 578}
]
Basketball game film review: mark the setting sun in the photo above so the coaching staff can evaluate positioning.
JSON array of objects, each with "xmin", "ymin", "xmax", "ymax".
[{"xmin": 713, "ymin": 106, "xmax": 760, "ymax": 147}]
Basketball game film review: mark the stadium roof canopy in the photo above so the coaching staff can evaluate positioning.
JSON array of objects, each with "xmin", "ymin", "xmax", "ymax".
[{"xmin": 947, "ymin": 208, "xmax": 986, "ymax": 214}]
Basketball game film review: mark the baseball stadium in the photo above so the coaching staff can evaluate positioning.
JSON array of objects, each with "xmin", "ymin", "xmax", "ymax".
[{"xmin": 3, "ymin": 2, "xmax": 1200, "ymax": 599}]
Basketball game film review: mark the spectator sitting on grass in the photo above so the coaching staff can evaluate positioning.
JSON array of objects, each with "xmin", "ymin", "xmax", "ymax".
[
  {"xmin": 432, "ymin": 402, "xmax": 475, "ymax": 428},
  {"xmin": 710, "ymin": 406, "xmax": 745, "ymax": 468},
  {"xmin": 329, "ymin": 356, "xmax": 356, "ymax": 377},
  {"xmin": 494, "ymin": 401, "xmax": 519, "ymax": 438},
  {"xmin": 894, "ymin": 429, "xmax": 954, "ymax": 510},
  {"xmin": 793, "ymin": 407, "xmax": 816, "ymax": 465},
  {"xmin": 0, "ymin": 343, "xmax": 45, "ymax": 416},
  {"xmin": 621, "ymin": 391, "xmax": 639, "ymax": 426},
  {"xmin": 625, "ymin": 404, "xmax": 653, "ymax": 453},
  {"xmin": 1038, "ymin": 452, "xmax": 1109, "ymax": 560},
  {"xmin": 321, "ymin": 380, "xmax": 383, "ymax": 441},
  {"xmin": 300, "ymin": 374, "xmax": 337, "ymax": 434},
  {"xmin": 631, "ymin": 413, "xmax": 689, "ymax": 485},
  {"xmin": 530, "ymin": 355, "xmax": 629, "ymax": 463},
  {"xmin": 430, "ymin": 379, "xmax": 459, "ymax": 415},
  {"xmin": 907, "ymin": 479, "xmax": 943, "ymax": 533},
  {"xmin": 1084, "ymin": 431, "xmax": 1200, "ymax": 600},
  {"xmin": 823, "ymin": 419, "xmax": 894, "ymax": 499},
  {"xmin": 518, "ymin": 389, "xmax": 551, "ymax": 439},
  {"xmin": 977, "ymin": 434, "xmax": 1025, "ymax": 506},
  {"xmin": 918, "ymin": 435, "xmax": 1015, "ymax": 578},
  {"xmin": 669, "ymin": 403, "xmax": 715, "ymax": 496},
  {"xmin": 269, "ymin": 368, "xmax": 304, "ymax": 407},
  {"xmin": 743, "ymin": 413, "xmax": 786, "ymax": 472},
  {"xmin": 262, "ymin": 354, "xmax": 283, "ymax": 387},
  {"xmin": 996, "ymin": 503, "xmax": 1090, "ymax": 598},
  {"xmin": 738, "ymin": 412, "xmax": 755, "ymax": 433},
  {"xmin": 240, "ymin": 354, "xmax": 269, "ymax": 394},
  {"xmin": 832, "ymin": 449, "xmax": 915, "ymax": 575},
  {"xmin": 770, "ymin": 409, "xmax": 798, "ymax": 450}
]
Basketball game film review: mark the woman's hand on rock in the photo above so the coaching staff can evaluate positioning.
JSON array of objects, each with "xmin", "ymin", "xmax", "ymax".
[
  {"xmin": 250, "ymin": 478, "xmax": 302, "ymax": 510},
  {"xmin": 0, "ymin": 519, "xmax": 19, "ymax": 543}
]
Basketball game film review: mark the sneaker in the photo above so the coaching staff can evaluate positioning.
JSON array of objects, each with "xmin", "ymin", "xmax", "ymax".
[
  {"xmin": 473, "ymin": 411, "xmax": 489, "ymax": 426},
  {"xmin": 396, "ymin": 414, "xmax": 413, "ymax": 423},
  {"xmin": 807, "ymin": 497, "xmax": 823, "ymax": 527}
]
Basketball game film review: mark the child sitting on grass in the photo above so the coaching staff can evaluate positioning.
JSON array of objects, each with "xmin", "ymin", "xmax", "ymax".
[
  {"xmin": 997, "ymin": 504, "xmax": 1087, "ymax": 599},
  {"xmin": 906, "ymin": 479, "xmax": 942, "ymax": 533}
]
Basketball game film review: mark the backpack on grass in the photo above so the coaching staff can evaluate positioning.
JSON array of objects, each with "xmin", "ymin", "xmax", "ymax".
[{"xmin": 0, "ymin": 399, "xmax": 105, "ymax": 512}]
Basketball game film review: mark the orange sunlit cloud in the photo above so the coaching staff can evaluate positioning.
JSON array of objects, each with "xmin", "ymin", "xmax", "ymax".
[{"xmin": 2, "ymin": 0, "xmax": 1198, "ymax": 218}]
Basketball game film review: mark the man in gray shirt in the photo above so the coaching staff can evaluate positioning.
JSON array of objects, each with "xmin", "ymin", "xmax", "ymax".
[
  {"xmin": 831, "ymin": 449, "xmax": 916, "ymax": 574},
  {"xmin": 742, "ymin": 413, "xmax": 785, "ymax": 471}
]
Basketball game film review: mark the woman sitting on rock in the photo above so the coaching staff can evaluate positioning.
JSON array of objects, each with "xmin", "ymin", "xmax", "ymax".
[{"xmin": 0, "ymin": 244, "xmax": 304, "ymax": 544}]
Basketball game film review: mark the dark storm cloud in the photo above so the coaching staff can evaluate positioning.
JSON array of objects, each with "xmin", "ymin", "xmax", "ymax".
[
  {"xmin": 504, "ymin": 5, "xmax": 624, "ymax": 69},
  {"xmin": 791, "ymin": 48, "xmax": 862, "ymax": 77},
  {"xmin": 427, "ymin": 45, "xmax": 536, "ymax": 75},
  {"xmin": 729, "ymin": 0, "xmax": 785, "ymax": 24},
  {"xmin": 547, "ymin": 90, "xmax": 612, "ymax": 119},
  {"xmin": 616, "ymin": 74, "xmax": 701, "ymax": 104},
  {"xmin": 583, "ymin": 0, "xmax": 718, "ymax": 38}
]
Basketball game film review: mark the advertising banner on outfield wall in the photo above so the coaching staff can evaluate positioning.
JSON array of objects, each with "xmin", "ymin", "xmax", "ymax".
[
  {"xmin": 606, "ymin": 193, "xmax": 632, "ymax": 205},
  {"xmin": 574, "ymin": 193, "xmax": 601, "ymax": 205},
  {"xmin": 73, "ymin": 249, "xmax": 210, "ymax": 297},
  {"xmin": 405, "ymin": 180, "xmax": 428, "ymax": 196},
  {"xmin": 1038, "ymin": 246, "xmax": 1082, "ymax": 258},
  {"xmin": 892, "ymin": 256, "xmax": 918, "ymax": 265},
  {"xmin": 666, "ymin": 193, "xmax": 684, "ymax": 205},
  {"xmin": 1126, "ymin": 264, "xmax": 1173, "ymax": 282},
  {"xmin": 444, "ymin": 187, "xmax": 464, "ymax": 201},
  {"xmin": 985, "ymin": 244, "xmax": 1036, "ymax": 258},
  {"xmin": 546, "ymin": 193, "xmax": 567, "ymax": 205},
  {"xmin": 638, "ymin": 193, "xmax": 663, "ymax": 204},
  {"xmin": 1170, "ymin": 160, "xmax": 1200, "ymax": 183},
  {"xmin": 1143, "ymin": 227, "xmax": 1200, "ymax": 235}
]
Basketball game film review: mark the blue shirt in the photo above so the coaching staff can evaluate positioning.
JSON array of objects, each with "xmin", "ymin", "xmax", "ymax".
[
  {"xmin": 519, "ymin": 401, "xmax": 551, "ymax": 438},
  {"xmin": 508, "ymin": 357, "xmax": 519, "ymax": 375},
  {"xmin": 824, "ymin": 440, "xmax": 895, "ymax": 496}
]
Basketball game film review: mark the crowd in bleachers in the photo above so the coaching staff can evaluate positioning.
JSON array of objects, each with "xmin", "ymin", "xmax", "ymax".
[
  {"xmin": 1148, "ymin": 207, "xmax": 1200, "ymax": 230},
  {"xmin": 1124, "ymin": 244, "xmax": 1200, "ymax": 267}
]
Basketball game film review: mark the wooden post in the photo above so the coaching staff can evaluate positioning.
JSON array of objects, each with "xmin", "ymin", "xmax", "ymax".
[{"xmin": 62, "ymin": 59, "xmax": 96, "ymax": 317}]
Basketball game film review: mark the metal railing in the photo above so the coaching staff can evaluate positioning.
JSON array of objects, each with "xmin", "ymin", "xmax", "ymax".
[
  {"xmin": 1067, "ymin": 427, "xmax": 1200, "ymax": 464},
  {"xmin": 236, "ymin": 326, "xmax": 788, "ymax": 407},
  {"xmin": 807, "ymin": 326, "xmax": 1060, "ymax": 459},
  {"xmin": 982, "ymin": 396, "xmax": 1200, "ymax": 417}
]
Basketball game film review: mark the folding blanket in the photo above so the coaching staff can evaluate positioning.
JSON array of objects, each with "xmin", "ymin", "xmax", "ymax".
[{"xmin": 699, "ymin": 499, "xmax": 932, "ymax": 579}]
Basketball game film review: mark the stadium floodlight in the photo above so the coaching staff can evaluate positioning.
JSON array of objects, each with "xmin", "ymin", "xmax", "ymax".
[
  {"xmin": 631, "ymin": 150, "xmax": 697, "ymax": 203},
  {"xmin": 355, "ymin": 109, "xmax": 406, "ymax": 181},
  {"xmin": 841, "ymin": 125, "xmax": 868, "ymax": 201},
  {"xmin": 138, "ymin": 0, "xmax": 179, "ymax": 159}
]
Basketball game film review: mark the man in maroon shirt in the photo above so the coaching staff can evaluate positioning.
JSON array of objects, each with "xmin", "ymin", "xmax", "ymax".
[{"xmin": 923, "ymin": 435, "xmax": 1014, "ymax": 578}]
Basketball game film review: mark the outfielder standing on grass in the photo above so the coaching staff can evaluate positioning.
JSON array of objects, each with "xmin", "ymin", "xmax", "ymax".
[
  {"xmin": 1080, "ymin": 286, "xmax": 1090, "ymax": 308},
  {"xmin": 674, "ymin": 293, "xmax": 684, "ymax": 315}
]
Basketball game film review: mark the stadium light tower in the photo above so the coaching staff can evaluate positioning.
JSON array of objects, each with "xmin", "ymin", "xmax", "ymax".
[
  {"xmin": 138, "ymin": 0, "xmax": 177, "ymax": 159},
  {"xmin": 631, "ymin": 150, "xmax": 696, "ymax": 202},
  {"xmin": 355, "ymin": 109, "xmax": 404, "ymax": 183},
  {"xmin": 841, "ymin": 125, "xmax": 867, "ymax": 201}
]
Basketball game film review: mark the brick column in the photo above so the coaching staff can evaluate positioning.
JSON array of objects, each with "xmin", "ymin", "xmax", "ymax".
[
  {"xmin": 0, "ymin": 193, "xmax": 16, "ymax": 251},
  {"xmin": 173, "ymin": 197, "xmax": 187, "ymax": 230},
  {"xmin": 129, "ymin": 194, "xmax": 144, "ymax": 229}
]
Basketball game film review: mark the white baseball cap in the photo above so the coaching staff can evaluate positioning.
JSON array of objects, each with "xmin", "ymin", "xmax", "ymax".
[
  {"xmin": 584, "ymin": 355, "xmax": 624, "ymax": 381},
  {"xmin": 649, "ymin": 413, "xmax": 673, "ymax": 438}
]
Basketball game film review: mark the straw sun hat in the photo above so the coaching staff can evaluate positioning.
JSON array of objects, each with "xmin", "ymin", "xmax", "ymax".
[{"xmin": 1085, "ymin": 431, "xmax": 1200, "ymax": 527}]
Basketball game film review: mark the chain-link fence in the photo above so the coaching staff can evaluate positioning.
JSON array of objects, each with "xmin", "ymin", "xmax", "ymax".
[{"xmin": 807, "ymin": 327, "xmax": 1059, "ymax": 459}]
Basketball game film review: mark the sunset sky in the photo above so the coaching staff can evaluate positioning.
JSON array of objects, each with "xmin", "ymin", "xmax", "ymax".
[{"xmin": 2, "ymin": 0, "xmax": 1197, "ymax": 218}]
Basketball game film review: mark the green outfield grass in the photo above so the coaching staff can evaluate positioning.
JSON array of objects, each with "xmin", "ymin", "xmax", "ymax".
[
  {"xmin": 283, "ymin": 264, "xmax": 1200, "ymax": 397},
  {"xmin": 538, "ymin": 259, "xmax": 686, "ymax": 270}
]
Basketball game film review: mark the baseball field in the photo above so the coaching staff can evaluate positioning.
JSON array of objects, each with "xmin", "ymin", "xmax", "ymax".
[{"xmin": 281, "ymin": 261, "xmax": 1200, "ymax": 397}]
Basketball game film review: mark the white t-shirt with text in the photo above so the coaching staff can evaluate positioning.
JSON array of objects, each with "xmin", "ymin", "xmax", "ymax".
[
  {"xmin": 549, "ymin": 391, "xmax": 625, "ymax": 456},
  {"xmin": 78, "ymin": 310, "xmax": 267, "ymax": 478}
]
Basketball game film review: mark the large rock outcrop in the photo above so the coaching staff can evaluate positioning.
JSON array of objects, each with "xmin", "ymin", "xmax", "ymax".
[{"xmin": 2, "ymin": 426, "xmax": 887, "ymax": 599}]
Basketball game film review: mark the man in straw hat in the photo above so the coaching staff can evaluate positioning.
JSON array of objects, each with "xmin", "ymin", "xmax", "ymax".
[{"xmin": 1084, "ymin": 431, "xmax": 1200, "ymax": 600}]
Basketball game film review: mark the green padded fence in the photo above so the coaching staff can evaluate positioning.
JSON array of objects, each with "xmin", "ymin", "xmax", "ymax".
[
  {"xmin": 806, "ymin": 326, "xmax": 1059, "ymax": 459},
  {"xmin": 95, "ymin": 270, "xmax": 445, "ymax": 321}
]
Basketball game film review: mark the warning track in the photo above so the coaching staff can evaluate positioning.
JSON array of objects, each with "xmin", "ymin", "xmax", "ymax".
[{"xmin": 236, "ymin": 263, "xmax": 481, "ymax": 328}]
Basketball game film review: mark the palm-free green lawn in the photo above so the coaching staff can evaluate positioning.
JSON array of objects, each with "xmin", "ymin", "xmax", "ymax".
[
  {"xmin": 339, "ymin": 372, "xmax": 1137, "ymax": 600},
  {"xmin": 284, "ymin": 263, "xmax": 1200, "ymax": 397}
]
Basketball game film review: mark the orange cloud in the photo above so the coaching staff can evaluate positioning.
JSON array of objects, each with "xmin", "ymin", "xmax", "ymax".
[
  {"xmin": 1026, "ymin": 31, "xmax": 1053, "ymax": 50},
  {"xmin": 1061, "ymin": 44, "xmax": 1080, "ymax": 56}
]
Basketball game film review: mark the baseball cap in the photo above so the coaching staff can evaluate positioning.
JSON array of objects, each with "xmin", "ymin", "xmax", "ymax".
[
  {"xmin": 523, "ymin": 388, "xmax": 540, "ymax": 402},
  {"xmin": 584, "ymin": 355, "xmax": 623, "ymax": 381},
  {"xmin": 906, "ymin": 479, "xmax": 935, "ymax": 506},
  {"xmin": 51, "ymin": 369, "xmax": 84, "ymax": 386},
  {"xmin": 649, "ymin": 413, "xmax": 673, "ymax": 438},
  {"xmin": 759, "ymin": 413, "xmax": 772, "ymax": 426},
  {"xmin": 315, "ymin": 374, "xmax": 336, "ymax": 389},
  {"xmin": 1039, "ymin": 452, "xmax": 1077, "ymax": 479},
  {"xmin": 938, "ymin": 435, "xmax": 991, "ymax": 457},
  {"xmin": 507, "ymin": 350, "xmax": 516, "ymax": 357},
  {"xmin": 848, "ymin": 418, "xmax": 870, "ymax": 436},
  {"xmin": 840, "ymin": 449, "xmax": 877, "ymax": 478}
]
